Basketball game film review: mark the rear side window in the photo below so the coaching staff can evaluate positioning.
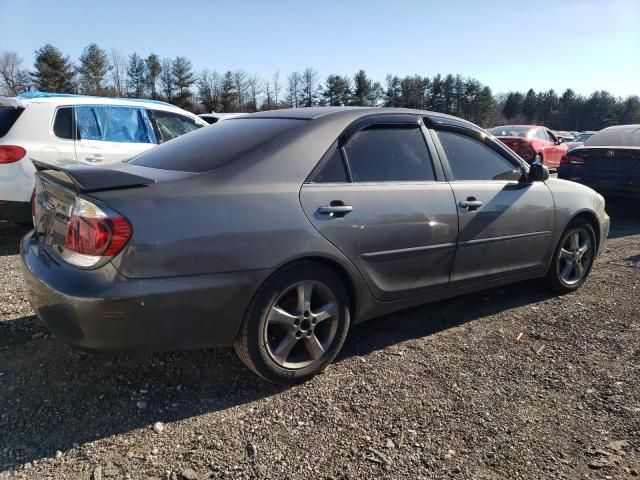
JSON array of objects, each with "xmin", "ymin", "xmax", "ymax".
[
  {"xmin": 75, "ymin": 105, "xmax": 157, "ymax": 144},
  {"xmin": 0, "ymin": 107, "xmax": 24, "ymax": 138},
  {"xmin": 128, "ymin": 118, "xmax": 306, "ymax": 172},
  {"xmin": 151, "ymin": 110, "xmax": 202, "ymax": 142},
  {"xmin": 437, "ymin": 130, "xmax": 521, "ymax": 181},
  {"xmin": 53, "ymin": 107, "xmax": 73, "ymax": 139},
  {"xmin": 344, "ymin": 126, "xmax": 435, "ymax": 182},
  {"xmin": 309, "ymin": 141, "xmax": 348, "ymax": 183}
]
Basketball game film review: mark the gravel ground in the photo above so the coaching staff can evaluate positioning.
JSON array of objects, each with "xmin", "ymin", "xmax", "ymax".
[{"xmin": 1, "ymin": 203, "xmax": 639, "ymax": 480}]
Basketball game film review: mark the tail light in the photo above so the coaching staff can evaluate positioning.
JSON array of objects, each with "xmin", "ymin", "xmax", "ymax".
[
  {"xmin": 62, "ymin": 197, "xmax": 132, "ymax": 268},
  {"xmin": 560, "ymin": 154, "xmax": 586, "ymax": 166},
  {"xmin": 0, "ymin": 145, "xmax": 26, "ymax": 164}
]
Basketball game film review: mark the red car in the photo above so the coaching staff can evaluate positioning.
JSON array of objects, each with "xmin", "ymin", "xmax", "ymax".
[{"xmin": 488, "ymin": 125, "xmax": 568, "ymax": 169}]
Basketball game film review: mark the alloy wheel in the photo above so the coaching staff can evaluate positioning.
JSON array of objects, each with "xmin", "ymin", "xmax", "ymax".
[
  {"xmin": 557, "ymin": 228, "xmax": 593, "ymax": 285},
  {"xmin": 263, "ymin": 280, "xmax": 339, "ymax": 369}
]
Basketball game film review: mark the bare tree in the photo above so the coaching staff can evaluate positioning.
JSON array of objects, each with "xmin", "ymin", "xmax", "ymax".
[
  {"xmin": 301, "ymin": 67, "xmax": 319, "ymax": 107},
  {"xmin": 273, "ymin": 71, "xmax": 281, "ymax": 109},
  {"xmin": 0, "ymin": 51, "xmax": 30, "ymax": 95},
  {"xmin": 287, "ymin": 71, "xmax": 302, "ymax": 108},
  {"xmin": 263, "ymin": 81, "xmax": 273, "ymax": 110},
  {"xmin": 233, "ymin": 70, "xmax": 248, "ymax": 111},
  {"xmin": 197, "ymin": 69, "xmax": 222, "ymax": 112},
  {"xmin": 109, "ymin": 49, "xmax": 127, "ymax": 96},
  {"xmin": 246, "ymin": 73, "xmax": 262, "ymax": 112}
]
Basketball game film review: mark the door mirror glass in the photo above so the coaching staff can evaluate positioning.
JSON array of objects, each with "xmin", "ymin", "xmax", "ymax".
[{"xmin": 529, "ymin": 163, "xmax": 549, "ymax": 182}]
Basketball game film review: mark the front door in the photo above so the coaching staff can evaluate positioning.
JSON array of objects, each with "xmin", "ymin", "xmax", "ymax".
[
  {"xmin": 433, "ymin": 128, "xmax": 555, "ymax": 288},
  {"xmin": 300, "ymin": 118, "xmax": 458, "ymax": 301}
]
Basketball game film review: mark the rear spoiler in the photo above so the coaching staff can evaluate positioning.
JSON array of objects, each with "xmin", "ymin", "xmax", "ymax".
[{"xmin": 31, "ymin": 159, "xmax": 155, "ymax": 192}]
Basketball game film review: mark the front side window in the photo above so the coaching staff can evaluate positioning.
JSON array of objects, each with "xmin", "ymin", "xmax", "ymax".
[
  {"xmin": 536, "ymin": 129, "xmax": 549, "ymax": 141},
  {"xmin": 151, "ymin": 110, "xmax": 202, "ymax": 142},
  {"xmin": 436, "ymin": 130, "xmax": 521, "ymax": 181},
  {"xmin": 75, "ymin": 105, "xmax": 156, "ymax": 144},
  {"xmin": 344, "ymin": 126, "xmax": 435, "ymax": 182}
]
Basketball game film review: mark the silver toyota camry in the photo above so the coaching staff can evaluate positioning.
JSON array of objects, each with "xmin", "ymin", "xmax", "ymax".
[{"xmin": 22, "ymin": 107, "xmax": 610, "ymax": 383}]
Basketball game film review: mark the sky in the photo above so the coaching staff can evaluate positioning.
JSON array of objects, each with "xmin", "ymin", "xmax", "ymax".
[{"xmin": 1, "ymin": 0, "xmax": 639, "ymax": 97}]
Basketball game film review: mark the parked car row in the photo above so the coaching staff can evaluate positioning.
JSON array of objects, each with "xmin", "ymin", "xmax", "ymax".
[{"xmin": 0, "ymin": 92, "xmax": 207, "ymax": 224}]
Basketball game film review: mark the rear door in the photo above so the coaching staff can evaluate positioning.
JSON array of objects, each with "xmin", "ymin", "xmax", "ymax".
[
  {"xmin": 432, "ymin": 126, "xmax": 555, "ymax": 288},
  {"xmin": 300, "ymin": 115, "xmax": 458, "ymax": 302},
  {"xmin": 73, "ymin": 105, "xmax": 157, "ymax": 165}
]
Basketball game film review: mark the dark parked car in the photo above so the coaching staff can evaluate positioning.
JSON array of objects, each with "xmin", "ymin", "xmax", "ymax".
[
  {"xmin": 22, "ymin": 108, "xmax": 610, "ymax": 383},
  {"xmin": 558, "ymin": 124, "xmax": 640, "ymax": 198}
]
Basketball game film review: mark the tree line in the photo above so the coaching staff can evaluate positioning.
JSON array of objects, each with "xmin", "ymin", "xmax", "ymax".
[{"xmin": 1, "ymin": 44, "xmax": 639, "ymax": 130}]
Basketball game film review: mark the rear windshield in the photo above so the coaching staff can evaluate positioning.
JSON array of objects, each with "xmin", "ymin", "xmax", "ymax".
[
  {"xmin": 0, "ymin": 107, "xmax": 24, "ymax": 138},
  {"xmin": 489, "ymin": 126, "xmax": 533, "ymax": 138},
  {"xmin": 585, "ymin": 126, "xmax": 640, "ymax": 147},
  {"xmin": 127, "ymin": 118, "xmax": 306, "ymax": 172}
]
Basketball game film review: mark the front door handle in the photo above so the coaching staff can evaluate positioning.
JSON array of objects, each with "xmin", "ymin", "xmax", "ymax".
[
  {"xmin": 85, "ymin": 154, "xmax": 104, "ymax": 163},
  {"xmin": 458, "ymin": 199, "xmax": 483, "ymax": 210},
  {"xmin": 318, "ymin": 205, "xmax": 353, "ymax": 215}
]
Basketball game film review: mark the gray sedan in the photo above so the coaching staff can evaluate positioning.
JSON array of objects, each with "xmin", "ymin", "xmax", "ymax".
[{"xmin": 22, "ymin": 107, "xmax": 610, "ymax": 383}]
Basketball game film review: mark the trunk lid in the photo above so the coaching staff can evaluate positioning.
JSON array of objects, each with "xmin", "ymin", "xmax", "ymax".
[
  {"xmin": 567, "ymin": 147, "xmax": 640, "ymax": 172},
  {"xmin": 32, "ymin": 161, "xmax": 195, "ymax": 261}
]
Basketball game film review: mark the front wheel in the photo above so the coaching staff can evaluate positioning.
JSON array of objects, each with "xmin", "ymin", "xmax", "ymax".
[
  {"xmin": 234, "ymin": 261, "xmax": 351, "ymax": 384},
  {"xmin": 546, "ymin": 219, "xmax": 596, "ymax": 293}
]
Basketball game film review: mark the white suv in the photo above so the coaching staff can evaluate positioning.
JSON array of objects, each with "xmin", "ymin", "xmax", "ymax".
[{"xmin": 0, "ymin": 92, "xmax": 207, "ymax": 223}]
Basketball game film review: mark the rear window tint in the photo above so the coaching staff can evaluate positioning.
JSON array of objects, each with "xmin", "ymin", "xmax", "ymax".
[
  {"xmin": 53, "ymin": 107, "xmax": 73, "ymax": 139},
  {"xmin": 0, "ymin": 107, "xmax": 24, "ymax": 138},
  {"xmin": 128, "ymin": 118, "xmax": 306, "ymax": 172},
  {"xmin": 585, "ymin": 126, "xmax": 640, "ymax": 147}
]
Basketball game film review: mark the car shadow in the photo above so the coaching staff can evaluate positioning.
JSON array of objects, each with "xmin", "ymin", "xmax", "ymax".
[
  {"xmin": 0, "ymin": 279, "xmax": 555, "ymax": 469},
  {"xmin": 605, "ymin": 200, "xmax": 640, "ymax": 239},
  {"xmin": 0, "ymin": 221, "xmax": 30, "ymax": 257}
]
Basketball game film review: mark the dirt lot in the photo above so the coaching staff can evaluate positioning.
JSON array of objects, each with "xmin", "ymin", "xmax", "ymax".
[{"xmin": 0, "ymin": 203, "xmax": 639, "ymax": 480}]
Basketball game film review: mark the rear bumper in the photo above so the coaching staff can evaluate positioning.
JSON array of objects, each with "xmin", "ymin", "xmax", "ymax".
[
  {"xmin": 558, "ymin": 167, "xmax": 640, "ymax": 198},
  {"xmin": 20, "ymin": 232, "xmax": 271, "ymax": 351},
  {"xmin": 0, "ymin": 200, "xmax": 31, "ymax": 224}
]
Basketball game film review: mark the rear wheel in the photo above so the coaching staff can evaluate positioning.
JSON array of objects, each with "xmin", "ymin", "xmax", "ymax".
[
  {"xmin": 546, "ymin": 219, "xmax": 596, "ymax": 293},
  {"xmin": 234, "ymin": 261, "xmax": 351, "ymax": 384}
]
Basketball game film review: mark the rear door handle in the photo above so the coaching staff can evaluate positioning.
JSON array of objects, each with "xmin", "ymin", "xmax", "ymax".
[
  {"xmin": 318, "ymin": 205, "xmax": 353, "ymax": 215},
  {"xmin": 458, "ymin": 200, "xmax": 483, "ymax": 210}
]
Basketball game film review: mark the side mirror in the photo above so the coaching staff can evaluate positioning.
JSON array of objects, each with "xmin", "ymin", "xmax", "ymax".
[
  {"xmin": 529, "ymin": 163, "xmax": 549, "ymax": 182},
  {"xmin": 556, "ymin": 137, "xmax": 564, "ymax": 144}
]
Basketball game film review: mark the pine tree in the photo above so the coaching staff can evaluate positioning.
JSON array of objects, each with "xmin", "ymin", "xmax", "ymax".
[
  {"xmin": 77, "ymin": 43, "xmax": 109, "ymax": 95},
  {"xmin": 127, "ymin": 53, "xmax": 146, "ymax": 98},
  {"xmin": 145, "ymin": 54, "xmax": 162, "ymax": 99},
  {"xmin": 523, "ymin": 89, "xmax": 537, "ymax": 123},
  {"xmin": 171, "ymin": 56, "xmax": 196, "ymax": 109},
  {"xmin": 384, "ymin": 74, "xmax": 401, "ymax": 107},
  {"xmin": 31, "ymin": 44, "xmax": 75, "ymax": 93},
  {"xmin": 322, "ymin": 74, "xmax": 351, "ymax": 106},
  {"xmin": 352, "ymin": 70, "xmax": 375, "ymax": 106},
  {"xmin": 159, "ymin": 58, "xmax": 174, "ymax": 101},
  {"xmin": 221, "ymin": 71, "xmax": 236, "ymax": 112}
]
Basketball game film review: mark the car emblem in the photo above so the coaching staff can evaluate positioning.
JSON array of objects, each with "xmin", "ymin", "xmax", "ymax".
[{"xmin": 606, "ymin": 150, "xmax": 615, "ymax": 158}]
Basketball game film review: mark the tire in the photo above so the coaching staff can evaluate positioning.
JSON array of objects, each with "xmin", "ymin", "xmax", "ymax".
[
  {"xmin": 234, "ymin": 261, "xmax": 351, "ymax": 384},
  {"xmin": 546, "ymin": 218, "xmax": 596, "ymax": 293}
]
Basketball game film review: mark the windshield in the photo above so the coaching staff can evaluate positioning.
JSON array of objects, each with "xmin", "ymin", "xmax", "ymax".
[
  {"xmin": 572, "ymin": 133, "xmax": 593, "ymax": 143},
  {"xmin": 585, "ymin": 126, "xmax": 640, "ymax": 147},
  {"xmin": 489, "ymin": 126, "xmax": 533, "ymax": 138}
]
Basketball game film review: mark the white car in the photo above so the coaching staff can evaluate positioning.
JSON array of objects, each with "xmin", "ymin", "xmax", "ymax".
[
  {"xmin": 199, "ymin": 112, "xmax": 247, "ymax": 124},
  {"xmin": 0, "ymin": 92, "xmax": 207, "ymax": 223}
]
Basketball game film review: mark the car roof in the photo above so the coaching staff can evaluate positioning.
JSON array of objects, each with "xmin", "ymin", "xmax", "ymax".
[
  {"xmin": 246, "ymin": 106, "xmax": 482, "ymax": 130},
  {"xmin": 0, "ymin": 92, "xmax": 193, "ymax": 114},
  {"xmin": 490, "ymin": 125, "xmax": 540, "ymax": 129}
]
